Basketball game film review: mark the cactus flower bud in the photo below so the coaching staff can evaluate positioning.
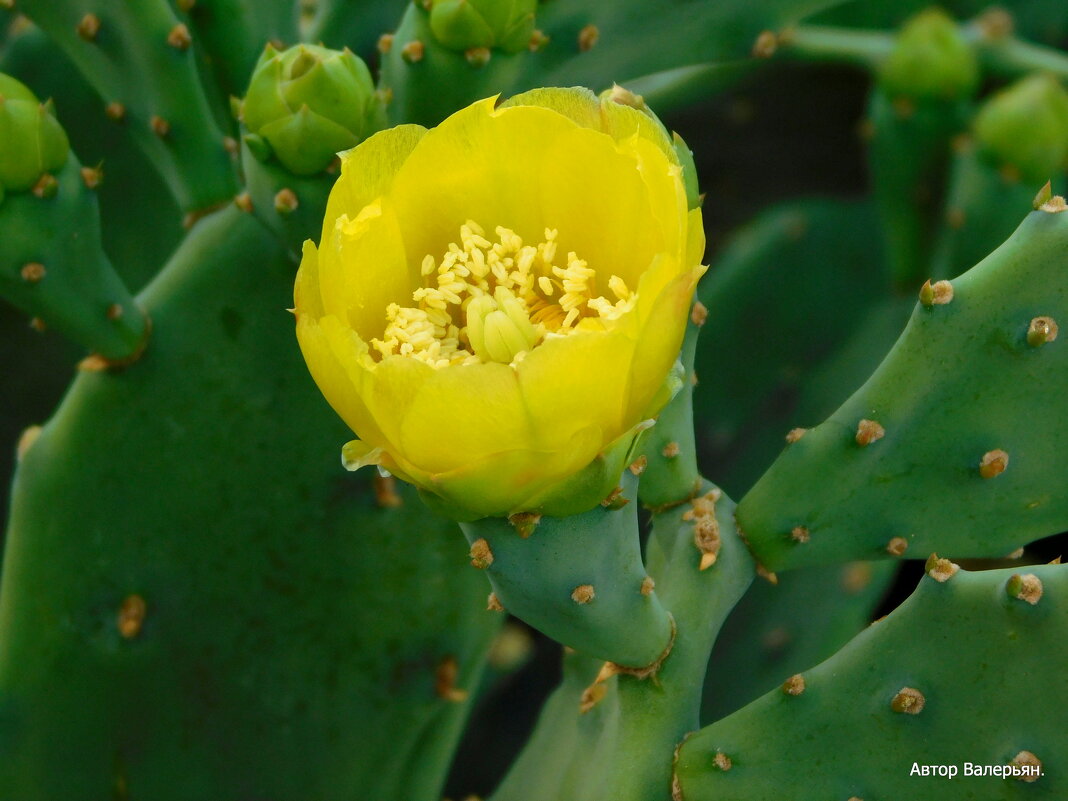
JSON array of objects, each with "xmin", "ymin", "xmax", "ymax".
[
  {"xmin": 428, "ymin": 0, "xmax": 536, "ymax": 53},
  {"xmin": 972, "ymin": 74, "xmax": 1068, "ymax": 183},
  {"xmin": 241, "ymin": 44, "xmax": 385, "ymax": 176},
  {"xmin": 294, "ymin": 88, "xmax": 706, "ymax": 519},
  {"xmin": 879, "ymin": 9, "xmax": 978, "ymax": 101},
  {"xmin": 0, "ymin": 73, "xmax": 69, "ymax": 201}
]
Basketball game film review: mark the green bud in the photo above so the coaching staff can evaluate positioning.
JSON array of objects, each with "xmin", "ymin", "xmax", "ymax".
[
  {"xmin": 973, "ymin": 74, "xmax": 1068, "ymax": 183},
  {"xmin": 0, "ymin": 73, "xmax": 69, "ymax": 195},
  {"xmin": 879, "ymin": 9, "xmax": 978, "ymax": 101},
  {"xmin": 428, "ymin": 0, "xmax": 536, "ymax": 54},
  {"xmin": 241, "ymin": 44, "xmax": 385, "ymax": 176}
]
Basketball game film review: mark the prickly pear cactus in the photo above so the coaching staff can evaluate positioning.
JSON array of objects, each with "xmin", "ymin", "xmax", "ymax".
[{"xmin": 1, "ymin": 2, "xmax": 1066, "ymax": 800}]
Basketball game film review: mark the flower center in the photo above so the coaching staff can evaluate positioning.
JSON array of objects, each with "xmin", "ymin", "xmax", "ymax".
[{"xmin": 370, "ymin": 220, "xmax": 635, "ymax": 368}]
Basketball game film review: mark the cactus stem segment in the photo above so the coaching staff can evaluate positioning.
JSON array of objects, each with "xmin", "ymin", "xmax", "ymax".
[
  {"xmin": 785, "ymin": 427, "xmax": 808, "ymax": 443},
  {"xmin": 919, "ymin": 278, "xmax": 954, "ymax": 306},
  {"xmin": 782, "ymin": 673, "xmax": 806, "ymax": 695},
  {"xmin": 167, "ymin": 23, "xmax": 192, "ymax": 51},
  {"xmin": 790, "ymin": 526, "xmax": 810, "ymax": 544},
  {"xmin": 925, "ymin": 553, "xmax": 959, "ymax": 582},
  {"xmin": 1010, "ymin": 751, "xmax": 1042, "ymax": 782},
  {"xmin": 76, "ymin": 13, "xmax": 101, "ymax": 42},
  {"xmin": 486, "ymin": 592, "xmax": 503, "ymax": 611},
  {"xmin": 20, "ymin": 262, "xmax": 45, "ymax": 283},
  {"xmin": 117, "ymin": 594, "xmax": 147, "ymax": 639},
  {"xmin": 577, "ymin": 24, "xmax": 599, "ymax": 52},
  {"xmin": 752, "ymin": 30, "xmax": 779, "ymax": 58},
  {"xmin": 886, "ymin": 536, "xmax": 909, "ymax": 556},
  {"xmin": 571, "ymin": 584, "xmax": 595, "ymax": 604},
  {"xmin": 890, "ymin": 686, "xmax": 925, "ymax": 714},
  {"xmin": 855, "ymin": 419, "xmax": 885, "ymax": 446},
  {"xmin": 401, "ymin": 40, "xmax": 425, "ymax": 63},
  {"xmin": 979, "ymin": 448, "xmax": 1009, "ymax": 478},
  {"xmin": 434, "ymin": 656, "xmax": 469, "ymax": 702},
  {"xmin": 1027, "ymin": 316, "xmax": 1058, "ymax": 346},
  {"xmin": 469, "ymin": 538, "xmax": 493, "ymax": 569},
  {"xmin": 1006, "ymin": 573, "xmax": 1043, "ymax": 604}
]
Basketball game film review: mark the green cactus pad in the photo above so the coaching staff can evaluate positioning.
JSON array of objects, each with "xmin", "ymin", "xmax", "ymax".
[
  {"xmin": 737, "ymin": 206, "xmax": 1068, "ymax": 570},
  {"xmin": 693, "ymin": 198, "xmax": 887, "ymax": 496},
  {"xmin": 701, "ymin": 560, "xmax": 896, "ymax": 723},
  {"xmin": 867, "ymin": 87, "xmax": 970, "ymax": 288},
  {"xmin": 676, "ymin": 562, "xmax": 1068, "ymax": 800},
  {"xmin": 931, "ymin": 143, "xmax": 1046, "ymax": 281},
  {"xmin": 17, "ymin": 0, "xmax": 237, "ymax": 214},
  {"xmin": 459, "ymin": 472, "xmax": 675, "ymax": 669},
  {"xmin": 492, "ymin": 485, "xmax": 754, "ymax": 801},
  {"xmin": 0, "ymin": 156, "xmax": 148, "ymax": 360},
  {"xmin": 0, "ymin": 207, "xmax": 499, "ymax": 800}
]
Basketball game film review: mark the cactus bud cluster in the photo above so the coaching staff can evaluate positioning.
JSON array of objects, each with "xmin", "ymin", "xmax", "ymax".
[
  {"xmin": 0, "ymin": 74, "xmax": 69, "ymax": 204},
  {"xmin": 972, "ymin": 74, "xmax": 1068, "ymax": 183},
  {"xmin": 428, "ymin": 0, "xmax": 536, "ymax": 54},
  {"xmin": 878, "ymin": 9, "xmax": 978, "ymax": 101},
  {"xmin": 241, "ymin": 44, "xmax": 385, "ymax": 176}
]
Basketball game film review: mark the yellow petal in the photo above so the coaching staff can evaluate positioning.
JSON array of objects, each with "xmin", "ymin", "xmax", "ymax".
[
  {"xmin": 516, "ymin": 328, "xmax": 636, "ymax": 450},
  {"xmin": 396, "ymin": 361, "xmax": 533, "ymax": 474},
  {"xmin": 318, "ymin": 196, "xmax": 416, "ymax": 341},
  {"xmin": 627, "ymin": 265, "xmax": 704, "ymax": 422},
  {"xmin": 426, "ymin": 424, "xmax": 604, "ymax": 517},
  {"xmin": 321, "ymin": 124, "xmax": 427, "ymax": 246},
  {"xmin": 538, "ymin": 127, "xmax": 671, "ymax": 292},
  {"xmin": 387, "ymin": 98, "xmax": 582, "ymax": 261}
]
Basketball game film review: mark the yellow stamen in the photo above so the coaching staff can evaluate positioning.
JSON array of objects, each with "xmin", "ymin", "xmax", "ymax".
[{"xmin": 373, "ymin": 221, "xmax": 636, "ymax": 368}]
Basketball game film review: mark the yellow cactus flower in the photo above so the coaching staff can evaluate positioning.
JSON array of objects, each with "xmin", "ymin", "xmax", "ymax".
[{"xmin": 294, "ymin": 87, "xmax": 706, "ymax": 519}]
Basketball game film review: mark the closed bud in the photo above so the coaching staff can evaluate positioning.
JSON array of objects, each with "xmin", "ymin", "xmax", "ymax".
[
  {"xmin": 241, "ymin": 44, "xmax": 385, "ymax": 176},
  {"xmin": 879, "ymin": 9, "xmax": 978, "ymax": 101},
  {"xmin": 0, "ymin": 73, "xmax": 70, "ymax": 198},
  {"xmin": 973, "ymin": 74, "xmax": 1068, "ymax": 183},
  {"xmin": 428, "ymin": 0, "xmax": 536, "ymax": 54}
]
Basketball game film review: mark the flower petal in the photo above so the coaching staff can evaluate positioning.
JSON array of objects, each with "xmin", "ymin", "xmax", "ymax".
[
  {"xmin": 396, "ymin": 361, "xmax": 534, "ymax": 474},
  {"xmin": 388, "ymin": 98, "xmax": 581, "ymax": 260}
]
